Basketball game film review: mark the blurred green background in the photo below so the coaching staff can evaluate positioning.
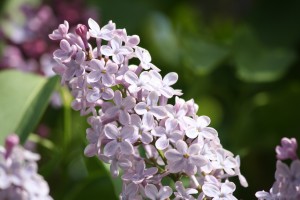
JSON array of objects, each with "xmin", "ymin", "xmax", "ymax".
[{"xmin": 0, "ymin": 0, "xmax": 300, "ymax": 199}]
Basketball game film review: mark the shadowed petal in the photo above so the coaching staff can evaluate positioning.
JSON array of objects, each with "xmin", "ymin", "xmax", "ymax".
[
  {"xmin": 104, "ymin": 141, "xmax": 119, "ymax": 156},
  {"xmin": 119, "ymin": 141, "xmax": 134, "ymax": 154}
]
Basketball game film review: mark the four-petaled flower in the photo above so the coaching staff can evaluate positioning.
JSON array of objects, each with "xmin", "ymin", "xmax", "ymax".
[
  {"xmin": 144, "ymin": 184, "xmax": 172, "ymax": 200},
  {"xmin": 101, "ymin": 37, "xmax": 133, "ymax": 64},
  {"xmin": 105, "ymin": 90, "xmax": 136, "ymax": 125},
  {"xmin": 88, "ymin": 18, "xmax": 116, "ymax": 40},
  {"xmin": 134, "ymin": 91, "xmax": 167, "ymax": 128},
  {"xmin": 165, "ymin": 140, "xmax": 207, "ymax": 175},
  {"xmin": 103, "ymin": 124, "xmax": 137, "ymax": 156}
]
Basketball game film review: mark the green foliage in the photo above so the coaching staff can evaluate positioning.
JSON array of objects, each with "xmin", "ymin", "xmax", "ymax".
[
  {"xmin": 0, "ymin": 70, "xmax": 58, "ymax": 143},
  {"xmin": 232, "ymin": 26, "xmax": 296, "ymax": 82}
]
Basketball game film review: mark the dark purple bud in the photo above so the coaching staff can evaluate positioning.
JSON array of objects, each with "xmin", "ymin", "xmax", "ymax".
[
  {"xmin": 76, "ymin": 24, "xmax": 89, "ymax": 50},
  {"xmin": 76, "ymin": 24, "xmax": 88, "ymax": 37},
  {"xmin": 5, "ymin": 134, "xmax": 19, "ymax": 159}
]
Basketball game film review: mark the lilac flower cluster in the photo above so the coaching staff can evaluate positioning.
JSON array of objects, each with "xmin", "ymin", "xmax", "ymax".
[
  {"xmin": 50, "ymin": 18, "xmax": 248, "ymax": 199},
  {"xmin": 256, "ymin": 137, "xmax": 300, "ymax": 200},
  {"xmin": 0, "ymin": 134, "xmax": 52, "ymax": 200}
]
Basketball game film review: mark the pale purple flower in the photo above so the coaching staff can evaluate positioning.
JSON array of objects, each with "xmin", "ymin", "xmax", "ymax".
[
  {"xmin": 134, "ymin": 91, "xmax": 167, "ymax": 128},
  {"xmin": 174, "ymin": 181, "xmax": 198, "ymax": 200},
  {"xmin": 48, "ymin": 20, "xmax": 69, "ymax": 40},
  {"xmin": 122, "ymin": 160, "xmax": 158, "ymax": 184},
  {"xmin": 211, "ymin": 149, "xmax": 237, "ymax": 176},
  {"xmin": 165, "ymin": 97, "xmax": 190, "ymax": 129},
  {"xmin": 120, "ymin": 182, "xmax": 141, "ymax": 200},
  {"xmin": 276, "ymin": 137, "xmax": 298, "ymax": 160},
  {"xmin": 150, "ymin": 70, "xmax": 181, "ymax": 98},
  {"xmin": 165, "ymin": 140, "xmax": 207, "ymax": 175},
  {"xmin": 86, "ymin": 59, "xmax": 118, "ymax": 86},
  {"xmin": 49, "ymin": 18, "xmax": 248, "ymax": 199},
  {"xmin": 273, "ymin": 160, "xmax": 300, "ymax": 198},
  {"xmin": 105, "ymin": 90, "xmax": 136, "ymax": 125},
  {"xmin": 62, "ymin": 59, "xmax": 84, "ymax": 82},
  {"xmin": 101, "ymin": 36, "xmax": 133, "ymax": 64},
  {"xmin": 53, "ymin": 39, "xmax": 77, "ymax": 62},
  {"xmin": 185, "ymin": 98, "xmax": 199, "ymax": 117},
  {"xmin": 103, "ymin": 124, "xmax": 137, "ymax": 156},
  {"xmin": 86, "ymin": 84, "xmax": 114, "ymax": 102},
  {"xmin": 144, "ymin": 184, "xmax": 172, "ymax": 200},
  {"xmin": 135, "ymin": 47, "xmax": 156, "ymax": 70},
  {"xmin": 130, "ymin": 114, "xmax": 153, "ymax": 144},
  {"xmin": 88, "ymin": 18, "xmax": 116, "ymax": 40},
  {"xmin": 115, "ymin": 29, "xmax": 140, "ymax": 47},
  {"xmin": 84, "ymin": 116, "xmax": 104, "ymax": 157},
  {"xmin": 100, "ymin": 152, "xmax": 132, "ymax": 177},
  {"xmin": 152, "ymin": 119, "xmax": 183, "ymax": 150},
  {"xmin": 0, "ymin": 134, "xmax": 52, "ymax": 200},
  {"xmin": 124, "ymin": 71, "xmax": 152, "ymax": 94},
  {"xmin": 202, "ymin": 176, "xmax": 237, "ymax": 200},
  {"xmin": 185, "ymin": 115, "xmax": 218, "ymax": 140}
]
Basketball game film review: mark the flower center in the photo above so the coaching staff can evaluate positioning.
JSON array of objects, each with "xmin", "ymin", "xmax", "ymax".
[{"xmin": 183, "ymin": 153, "xmax": 189, "ymax": 158}]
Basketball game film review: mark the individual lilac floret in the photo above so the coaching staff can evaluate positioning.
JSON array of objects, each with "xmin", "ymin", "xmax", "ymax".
[
  {"xmin": 185, "ymin": 115, "xmax": 218, "ymax": 140},
  {"xmin": 88, "ymin": 18, "xmax": 116, "ymax": 40},
  {"xmin": 152, "ymin": 119, "xmax": 183, "ymax": 150},
  {"xmin": 49, "ymin": 20, "xmax": 69, "ymax": 40},
  {"xmin": 211, "ymin": 149, "xmax": 237, "ymax": 175},
  {"xmin": 134, "ymin": 91, "xmax": 167, "ymax": 128},
  {"xmin": 103, "ymin": 124, "xmax": 137, "ymax": 156},
  {"xmin": 105, "ymin": 90, "xmax": 136, "ymax": 125},
  {"xmin": 149, "ymin": 70, "xmax": 181, "ymax": 98},
  {"xmin": 165, "ymin": 140, "xmax": 207, "ymax": 175},
  {"xmin": 276, "ymin": 137, "xmax": 298, "ymax": 160},
  {"xmin": 53, "ymin": 39, "xmax": 77, "ymax": 62},
  {"xmin": 0, "ymin": 134, "xmax": 52, "ymax": 200},
  {"xmin": 101, "ymin": 36, "xmax": 133, "ymax": 64},
  {"xmin": 124, "ymin": 71, "xmax": 152, "ymax": 94},
  {"xmin": 122, "ymin": 160, "xmax": 158, "ymax": 184},
  {"xmin": 130, "ymin": 114, "xmax": 153, "ymax": 144},
  {"xmin": 174, "ymin": 181, "xmax": 198, "ymax": 200},
  {"xmin": 144, "ymin": 184, "xmax": 172, "ymax": 200},
  {"xmin": 86, "ymin": 59, "xmax": 118, "ymax": 86},
  {"xmin": 202, "ymin": 175, "xmax": 237, "ymax": 200}
]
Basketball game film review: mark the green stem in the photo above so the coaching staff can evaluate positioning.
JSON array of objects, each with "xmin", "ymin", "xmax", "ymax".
[
  {"xmin": 60, "ymin": 87, "xmax": 72, "ymax": 149},
  {"xmin": 28, "ymin": 133, "xmax": 56, "ymax": 151}
]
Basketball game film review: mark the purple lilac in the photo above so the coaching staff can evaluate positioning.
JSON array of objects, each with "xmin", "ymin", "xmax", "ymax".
[
  {"xmin": 0, "ymin": 134, "xmax": 52, "ymax": 199},
  {"xmin": 50, "ymin": 18, "xmax": 248, "ymax": 199},
  {"xmin": 256, "ymin": 137, "xmax": 300, "ymax": 199}
]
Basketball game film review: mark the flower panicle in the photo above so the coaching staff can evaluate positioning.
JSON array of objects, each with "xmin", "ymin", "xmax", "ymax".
[
  {"xmin": 50, "ymin": 18, "xmax": 247, "ymax": 199},
  {"xmin": 0, "ymin": 134, "xmax": 52, "ymax": 200},
  {"xmin": 256, "ymin": 137, "xmax": 300, "ymax": 200}
]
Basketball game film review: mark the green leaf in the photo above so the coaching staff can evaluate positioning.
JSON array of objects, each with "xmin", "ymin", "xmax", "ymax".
[
  {"xmin": 144, "ymin": 12, "xmax": 180, "ymax": 66},
  {"xmin": 83, "ymin": 157, "xmax": 118, "ymax": 200},
  {"xmin": 232, "ymin": 26, "xmax": 296, "ymax": 82},
  {"xmin": 0, "ymin": 70, "xmax": 59, "ymax": 143},
  {"xmin": 182, "ymin": 38, "xmax": 229, "ymax": 75}
]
